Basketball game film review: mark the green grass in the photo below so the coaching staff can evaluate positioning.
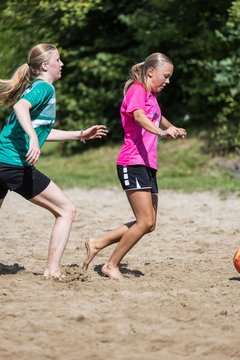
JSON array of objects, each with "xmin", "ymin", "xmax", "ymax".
[
  {"xmin": 37, "ymin": 138, "xmax": 240, "ymax": 193},
  {"xmin": 156, "ymin": 138, "xmax": 240, "ymax": 193},
  {"xmin": 38, "ymin": 143, "xmax": 120, "ymax": 189}
]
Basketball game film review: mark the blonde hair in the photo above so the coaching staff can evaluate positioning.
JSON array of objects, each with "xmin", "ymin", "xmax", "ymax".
[
  {"xmin": 0, "ymin": 43, "xmax": 57, "ymax": 107},
  {"xmin": 123, "ymin": 52, "xmax": 173, "ymax": 95}
]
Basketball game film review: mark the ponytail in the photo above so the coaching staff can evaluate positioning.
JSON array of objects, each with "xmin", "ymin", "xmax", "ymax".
[
  {"xmin": 0, "ymin": 43, "xmax": 57, "ymax": 107},
  {"xmin": 0, "ymin": 63, "xmax": 32, "ymax": 107},
  {"xmin": 123, "ymin": 62, "xmax": 145, "ymax": 95}
]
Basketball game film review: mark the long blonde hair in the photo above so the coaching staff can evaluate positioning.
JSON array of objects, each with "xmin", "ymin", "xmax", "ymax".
[
  {"xmin": 123, "ymin": 52, "xmax": 173, "ymax": 95},
  {"xmin": 0, "ymin": 43, "xmax": 57, "ymax": 107}
]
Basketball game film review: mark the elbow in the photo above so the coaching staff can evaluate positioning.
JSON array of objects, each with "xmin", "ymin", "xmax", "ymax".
[{"xmin": 13, "ymin": 103, "xmax": 20, "ymax": 113}]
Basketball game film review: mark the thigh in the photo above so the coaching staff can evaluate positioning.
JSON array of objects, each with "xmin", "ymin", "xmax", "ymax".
[
  {"xmin": 30, "ymin": 181, "xmax": 74, "ymax": 217},
  {"xmin": 151, "ymin": 193, "xmax": 158, "ymax": 225},
  {"xmin": 126, "ymin": 190, "xmax": 158, "ymax": 224}
]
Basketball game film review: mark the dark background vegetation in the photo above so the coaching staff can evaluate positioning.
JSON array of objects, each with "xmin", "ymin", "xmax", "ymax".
[{"xmin": 0, "ymin": 0, "xmax": 239, "ymax": 154}]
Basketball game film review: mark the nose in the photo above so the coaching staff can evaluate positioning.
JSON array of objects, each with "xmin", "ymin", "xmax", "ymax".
[{"xmin": 165, "ymin": 78, "xmax": 170, "ymax": 84}]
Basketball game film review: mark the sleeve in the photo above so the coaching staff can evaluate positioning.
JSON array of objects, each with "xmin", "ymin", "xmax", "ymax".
[
  {"xmin": 22, "ymin": 82, "xmax": 55, "ymax": 110},
  {"xmin": 124, "ymin": 83, "xmax": 146, "ymax": 114}
]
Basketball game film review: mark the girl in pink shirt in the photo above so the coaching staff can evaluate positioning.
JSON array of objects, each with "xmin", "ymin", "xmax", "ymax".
[{"xmin": 83, "ymin": 52, "xmax": 187, "ymax": 280}]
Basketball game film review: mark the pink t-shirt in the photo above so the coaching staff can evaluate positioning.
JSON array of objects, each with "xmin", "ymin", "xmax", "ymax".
[{"xmin": 116, "ymin": 82, "xmax": 161, "ymax": 170}]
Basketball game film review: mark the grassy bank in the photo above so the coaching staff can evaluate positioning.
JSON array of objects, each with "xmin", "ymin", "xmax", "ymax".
[{"xmin": 37, "ymin": 137, "xmax": 240, "ymax": 193}]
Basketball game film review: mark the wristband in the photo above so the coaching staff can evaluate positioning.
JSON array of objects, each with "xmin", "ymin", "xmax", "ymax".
[
  {"xmin": 159, "ymin": 129, "xmax": 164, "ymax": 138},
  {"xmin": 80, "ymin": 130, "xmax": 86, "ymax": 144}
]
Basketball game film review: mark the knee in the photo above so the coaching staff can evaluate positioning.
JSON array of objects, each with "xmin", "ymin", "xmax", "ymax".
[
  {"xmin": 140, "ymin": 219, "xmax": 156, "ymax": 234},
  {"xmin": 147, "ymin": 222, "xmax": 156, "ymax": 233},
  {"xmin": 72, "ymin": 204, "xmax": 77, "ymax": 219},
  {"xmin": 145, "ymin": 221, "xmax": 156, "ymax": 233},
  {"xmin": 70, "ymin": 202, "xmax": 77, "ymax": 220},
  {"xmin": 61, "ymin": 201, "xmax": 77, "ymax": 221}
]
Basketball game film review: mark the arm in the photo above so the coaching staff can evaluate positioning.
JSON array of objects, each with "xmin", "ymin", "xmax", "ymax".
[
  {"xmin": 13, "ymin": 99, "xmax": 40, "ymax": 164},
  {"xmin": 133, "ymin": 110, "xmax": 183, "ymax": 139},
  {"xmin": 46, "ymin": 129, "xmax": 83, "ymax": 141},
  {"xmin": 160, "ymin": 115, "xmax": 187, "ymax": 138},
  {"xmin": 160, "ymin": 115, "xmax": 175, "ymax": 130},
  {"xmin": 133, "ymin": 110, "xmax": 161, "ymax": 135},
  {"xmin": 46, "ymin": 125, "xmax": 108, "ymax": 142}
]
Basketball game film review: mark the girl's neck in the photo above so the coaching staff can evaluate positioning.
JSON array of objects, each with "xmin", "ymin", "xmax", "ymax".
[{"xmin": 36, "ymin": 74, "xmax": 53, "ymax": 84}]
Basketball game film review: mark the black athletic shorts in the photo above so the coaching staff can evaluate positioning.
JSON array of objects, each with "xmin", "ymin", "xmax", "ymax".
[
  {"xmin": 117, "ymin": 164, "xmax": 158, "ymax": 194},
  {"xmin": 0, "ymin": 162, "xmax": 51, "ymax": 200}
]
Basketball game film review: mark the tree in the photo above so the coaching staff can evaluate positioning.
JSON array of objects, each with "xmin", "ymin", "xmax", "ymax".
[
  {"xmin": 0, "ymin": 0, "xmax": 134, "ymax": 146},
  {"xmin": 0, "ymin": 0, "xmax": 239, "ymax": 154},
  {"xmin": 205, "ymin": 0, "xmax": 240, "ymax": 153}
]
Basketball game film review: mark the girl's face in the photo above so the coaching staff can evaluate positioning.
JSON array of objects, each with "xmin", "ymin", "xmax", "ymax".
[
  {"xmin": 44, "ymin": 49, "xmax": 64, "ymax": 83},
  {"xmin": 146, "ymin": 62, "xmax": 173, "ymax": 93}
]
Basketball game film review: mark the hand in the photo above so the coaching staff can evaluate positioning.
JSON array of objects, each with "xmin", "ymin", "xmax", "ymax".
[
  {"xmin": 26, "ymin": 136, "xmax": 41, "ymax": 164},
  {"xmin": 81, "ymin": 125, "xmax": 108, "ymax": 141},
  {"xmin": 162, "ymin": 126, "xmax": 187, "ymax": 139},
  {"xmin": 175, "ymin": 127, "xmax": 187, "ymax": 138}
]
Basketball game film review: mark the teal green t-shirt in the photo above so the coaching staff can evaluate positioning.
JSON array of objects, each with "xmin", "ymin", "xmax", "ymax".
[{"xmin": 0, "ymin": 79, "xmax": 56, "ymax": 166}]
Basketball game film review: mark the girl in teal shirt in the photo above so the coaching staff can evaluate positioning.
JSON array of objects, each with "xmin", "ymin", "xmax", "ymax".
[{"xmin": 0, "ymin": 43, "xmax": 107, "ymax": 279}]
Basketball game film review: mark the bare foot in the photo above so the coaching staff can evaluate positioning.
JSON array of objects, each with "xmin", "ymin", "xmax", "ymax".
[
  {"xmin": 43, "ymin": 268, "xmax": 65, "ymax": 280},
  {"xmin": 82, "ymin": 238, "xmax": 100, "ymax": 271},
  {"xmin": 101, "ymin": 263, "xmax": 124, "ymax": 280}
]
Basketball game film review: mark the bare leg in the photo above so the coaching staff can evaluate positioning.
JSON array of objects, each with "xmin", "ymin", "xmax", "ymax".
[
  {"xmin": 102, "ymin": 191, "xmax": 158, "ymax": 279},
  {"xmin": 82, "ymin": 221, "xmax": 135, "ymax": 270},
  {"xmin": 30, "ymin": 181, "xmax": 76, "ymax": 278},
  {"xmin": 83, "ymin": 190, "xmax": 158, "ymax": 279}
]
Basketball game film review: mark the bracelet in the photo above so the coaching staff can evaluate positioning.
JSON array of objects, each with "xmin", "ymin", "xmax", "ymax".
[
  {"xmin": 159, "ymin": 129, "xmax": 164, "ymax": 138},
  {"xmin": 80, "ymin": 130, "xmax": 86, "ymax": 144}
]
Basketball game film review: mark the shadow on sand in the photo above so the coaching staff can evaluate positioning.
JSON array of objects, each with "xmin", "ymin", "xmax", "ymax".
[
  {"xmin": 94, "ymin": 263, "xmax": 144, "ymax": 278},
  {"xmin": 0, "ymin": 263, "xmax": 25, "ymax": 275},
  {"xmin": 229, "ymin": 276, "xmax": 240, "ymax": 281}
]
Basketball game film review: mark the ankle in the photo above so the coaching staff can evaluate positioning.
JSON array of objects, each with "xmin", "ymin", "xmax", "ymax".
[{"xmin": 105, "ymin": 262, "xmax": 119, "ymax": 270}]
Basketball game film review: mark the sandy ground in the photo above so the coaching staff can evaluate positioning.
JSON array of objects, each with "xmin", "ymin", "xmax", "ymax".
[{"xmin": 0, "ymin": 188, "xmax": 240, "ymax": 360}]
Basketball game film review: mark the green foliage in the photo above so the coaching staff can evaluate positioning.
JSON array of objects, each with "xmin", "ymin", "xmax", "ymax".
[
  {"xmin": 205, "ymin": 0, "xmax": 240, "ymax": 154},
  {"xmin": 0, "ymin": 0, "xmax": 239, "ymax": 154},
  {"xmin": 119, "ymin": 0, "xmax": 232, "ymax": 124},
  {"xmin": 0, "ymin": 0, "xmax": 134, "ymax": 148}
]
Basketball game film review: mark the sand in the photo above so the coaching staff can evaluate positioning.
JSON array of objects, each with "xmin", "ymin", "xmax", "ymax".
[{"xmin": 0, "ymin": 188, "xmax": 240, "ymax": 360}]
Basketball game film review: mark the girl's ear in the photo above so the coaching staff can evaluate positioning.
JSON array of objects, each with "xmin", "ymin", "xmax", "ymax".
[
  {"xmin": 147, "ymin": 67, "xmax": 154, "ymax": 78},
  {"xmin": 41, "ymin": 62, "xmax": 48, "ymax": 72}
]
